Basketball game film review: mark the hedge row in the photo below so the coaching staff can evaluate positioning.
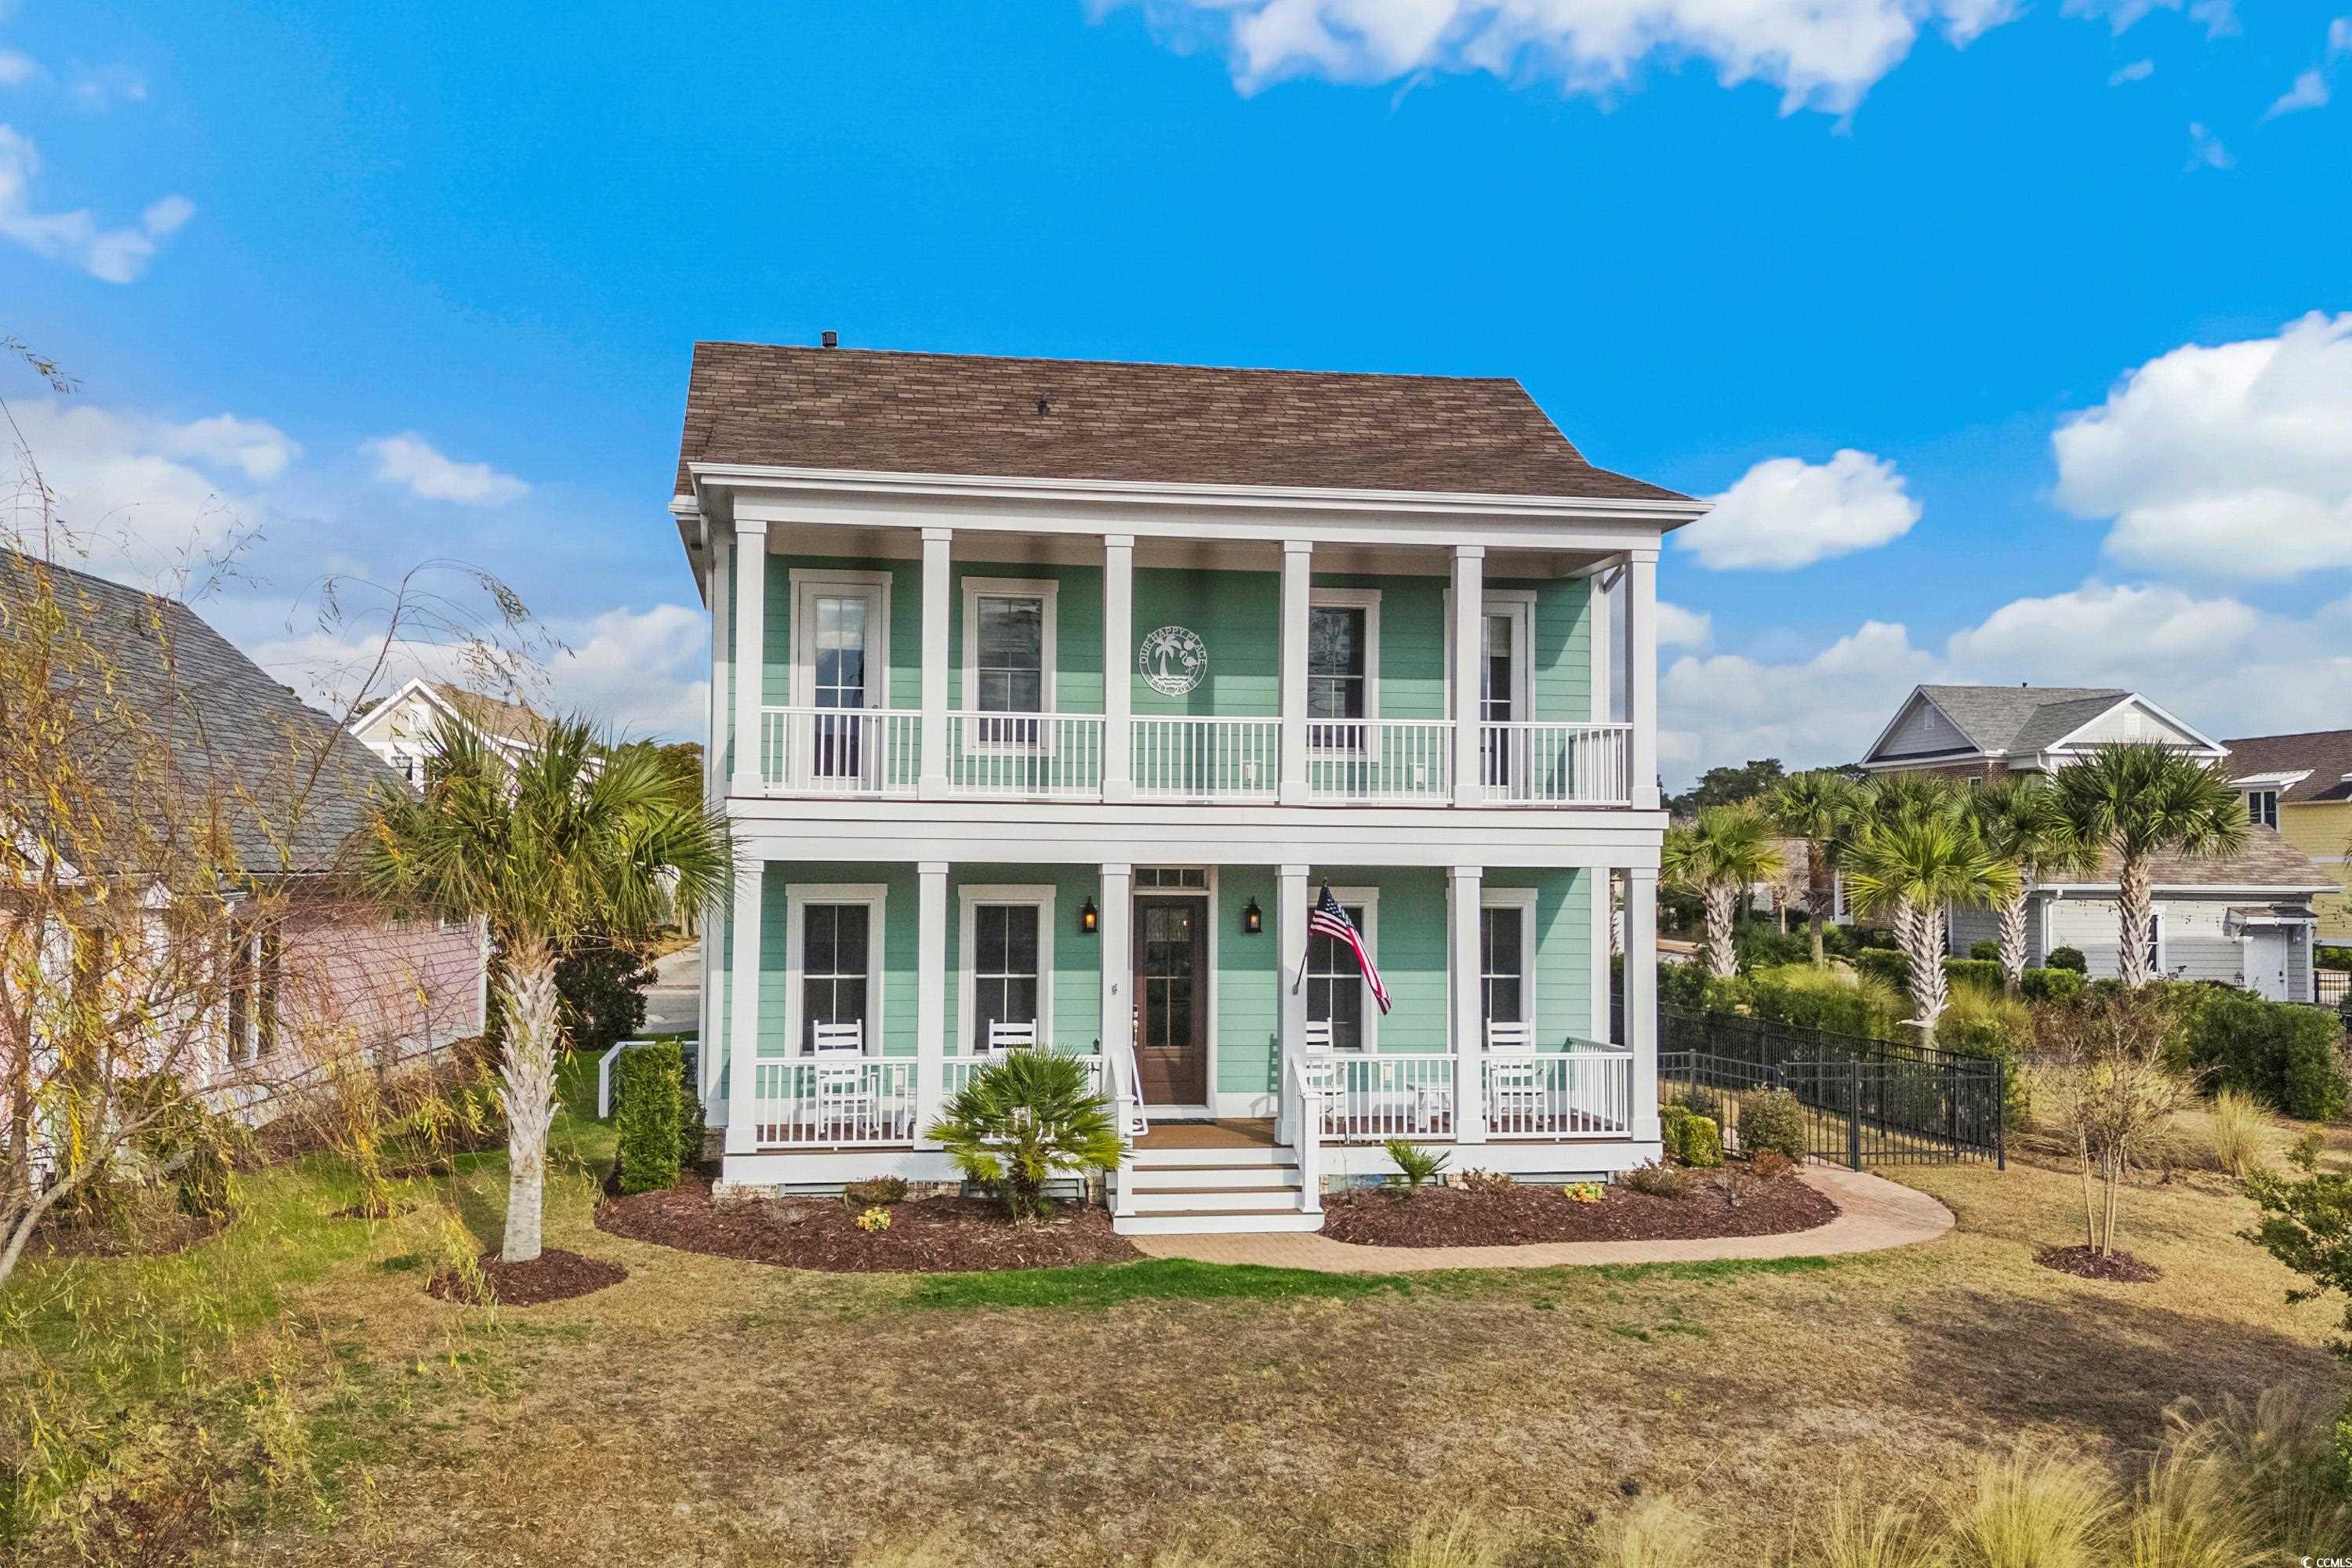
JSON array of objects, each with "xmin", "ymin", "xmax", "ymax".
[{"xmin": 613, "ymin": 1039, "xmax": 705, "ymax": 1195}]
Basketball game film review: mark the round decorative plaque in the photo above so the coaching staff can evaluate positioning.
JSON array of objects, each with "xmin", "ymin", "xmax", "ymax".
[{"xmin": 1138, "ymin": 626, "xmax": 1207, "ymax": 696}]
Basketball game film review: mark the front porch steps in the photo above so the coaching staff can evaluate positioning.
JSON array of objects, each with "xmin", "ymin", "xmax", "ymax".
[{"xmin": 1113, "ymin": 1139, "xmax": 1324, "ymax": 1236}]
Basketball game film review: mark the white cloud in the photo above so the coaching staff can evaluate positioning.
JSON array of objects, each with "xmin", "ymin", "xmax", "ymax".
[
  {"xmin": 1676, "ymin": 448, "xmax": 1920, "ymax": 571},
  {"xmin": 0, "ymin": 49, "xmax": 37, "ymax": 87},
  {"xmin": 65, "ymin": 63, "xmax": 146, "ymax": 112},
  {"xmin": 2183, "ymin": 120, "xmax": 2233, "ymax": 171},
  {"xmin": 2107, "ymin": 57, "xmax": 2154, "ymax": 84},
  {"xmin": 2052, "ymin": 311, "xmax": 2352, "ymax": 580},
  {"xmin": 2332, "ymin": 16, "xmax": 2352, "ymax": 54},
  {"xmin": 2265, "ymin": 67, "xmax": 2330, "ymax": 118},
  {"xmin": 0, "ymin": 124, "xmax": 192, "ymax": 282},
  {"xmin": 1660, "ymin": 581, "xmax": 2352, "ymax": 783},
  {"xmin": 1656, "ymin": 600, "xmax": 1712, "ymax": 649},
  {"xmin": 2063, "ymin": 0, "xmax": 2234, "ymax": 37},
  {"xmin": 1117, "ymin": 0, "xmax": 2022, "ymax": 116},
  {"xmin": 359, "ymin": 433, "xmax": 529, "ymax": 506},
  {"xmin": 157, "ymin": 413, "xmax": 300, "ymax": 481}
]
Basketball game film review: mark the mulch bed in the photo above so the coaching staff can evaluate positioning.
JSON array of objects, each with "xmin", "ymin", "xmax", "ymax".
[
  {"xmin": 1320, "ymin": 1172, "xmax": 1838, "ymax": 1248},
  {"xmin": 596, "ymin": 1174, "xmax": 1141, "ymax": 1273},
  {"xmin": 2037, "ymin": 1244, "xmax": 2165, "ymax": 1283},
  {"xmin": 426, "ymin": 1247, "xmax": 629, "ymax": 1306}
]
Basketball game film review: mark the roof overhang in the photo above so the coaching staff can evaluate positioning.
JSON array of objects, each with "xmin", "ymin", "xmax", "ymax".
[
  {"xmin": 2044, "ymin": 693, "xmax": 2229, "ymax": 760},
  {"xmin": 2228, "ymin": 769, "xmax": 2314, "ymax": 789},
  {"xmin": 2039, "ymin": 883, "xmax": 2338, "ymax": 897}
]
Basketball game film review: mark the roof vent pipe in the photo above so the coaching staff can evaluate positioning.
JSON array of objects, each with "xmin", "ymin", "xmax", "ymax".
[{"xmin": 820, "ymin": 330, "xmax": 838, "ymax": 349}]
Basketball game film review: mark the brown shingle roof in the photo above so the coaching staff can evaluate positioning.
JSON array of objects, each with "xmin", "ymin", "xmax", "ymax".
[
  {"xmin": 673, "ymin": 343, "xmax": 1690, "ymax": 504},
  {"xmin": 2079, "ymin": 827, "xmax": 2339, "ymax": 891},
  {"xmin": 2223, "ymin": 729, "xmax": 2352, "ymax": 806}
]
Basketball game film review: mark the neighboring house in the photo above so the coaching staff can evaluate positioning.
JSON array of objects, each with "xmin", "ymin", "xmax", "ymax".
[
  {"xmin": 1860, "ymin": 684, "xmax": 2335, "ymax": 1002},
  {"xmin": 672, "ymin": 342, "xmax": 1693, "ymax": 1235},
  {"xmin": 350, "ymin": 677, "xmax": 553, "ymax": 786},
  {"xmin": 5, "ymin": 561, "xmax": 488, "ymax": 1105},
  {"xmin": 2219, "ymin": 730, "xmax": 2352, "ymax": 945}
]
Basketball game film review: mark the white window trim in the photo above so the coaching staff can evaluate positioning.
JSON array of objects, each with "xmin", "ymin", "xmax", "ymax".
[
  {"xmin": 788, "ymin": 568, "xmax": 894, "ymax": 711},
  {"xmin": 960, "ymin": 575, "xmax": 1059, "ymax": 717},
  {"xmin": 2245, "ymin": 789, "xmax": 2280, "ymax": 830},
  {"xmin": 1442, "ymin": 586, "xmax": 1536, "ymax": 724},
  {"xmin": 1480, "ymin": 886, "xmax": 1540, "ymax": 1043},
  {"xmin": 1306, "ymin": 587, "xmax": 1381, "ymax": 748},
  {"xmin": 784, "ymin": 882, "xmax": 888, "ymax": 1056},
  {"xmin": 2147, "ymin": 906, "xmax": 2167, "ymax": 978},
  {"xmin": 1304, "ymin": 884, "xmax": 1379, "ymax": 1052},
  {"xmin": 956, "ymin": 884, "xmax": 1058, "ymax": 1054}
]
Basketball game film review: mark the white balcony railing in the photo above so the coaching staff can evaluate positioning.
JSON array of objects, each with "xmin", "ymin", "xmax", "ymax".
[
  {"xmin": 944, "ymin": 713, "xmax": 1106, "ymax": 800},
  {"xmin": 749, "ymin": 1058, "xmax": 920, "ymax": 1146},
  {"xmin": 1304, "ymin": 720, "xmax": 1454, "ymax": 804},
  {"xmin": 1483, "ymin": 1046, "xmax": 1634, "ymax": 1138},
  {"xmin": 760, "ymin": 707, "xmax": 922, "ymax": 797},
  {"xmin": 1479, "ymin": 723, "xmax": 1633, "ymax": 806},
  {"xmin": 1131, "ymin": 716, "xmax": 1279, "ymax": 801},
  {"xmin": 1316, "ymin": 1053, "xmax": 1458, "ymax": 1142}
]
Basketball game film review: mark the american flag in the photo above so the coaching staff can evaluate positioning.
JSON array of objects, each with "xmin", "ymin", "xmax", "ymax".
[{"xmin": 1308, "ymin": 883, "xmax": 1390, "ymax": 1014}]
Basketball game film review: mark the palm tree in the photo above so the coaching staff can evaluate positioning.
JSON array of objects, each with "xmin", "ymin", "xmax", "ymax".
[
  {"xmin": 1662, "ymin": 803, "xmax": 1784, "ymax": 980},
  {"xmin": 360, "ymin": 717, "xmax": 733, "ymax": 1263},
  {"xmin": 1842, "ymin": 813, "xmax": 2020, "ymax": 1042},
  {"xmin": 1770, "ymin": 770, "xmax": 1860, "ymax": 967},
  {"xmin": 2053, "ymin": 743, "xmax": 2249, "ymax": 987},
  {"xmin": 1972, "ymin": 776, "xmax": 2089, "ymax": 996}
]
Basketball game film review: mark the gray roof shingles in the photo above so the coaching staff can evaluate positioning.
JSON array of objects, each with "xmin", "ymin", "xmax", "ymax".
[
  {"xmin": 2221, "ymin": 730, "xmax": 2352, "ymax": 806},
  {"xmin": 1910, "ymin": 685, "xmax": 2129, "ymax": 757},
  {"xmin": 673, "ymin": 343, "xmax": 1691, "ymax": 504},
  {"xmin": 3, "ymin": 557, "xmax": 400, "ymax": 876}
]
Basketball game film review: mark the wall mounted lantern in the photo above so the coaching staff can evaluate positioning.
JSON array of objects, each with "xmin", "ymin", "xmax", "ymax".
[
  {"xmin": 1080, "ymin": 897, "xmax": 1099, "ymax": 935},
  {"xmin": 1243, "ymin": 898, "xmax": 1263, "ymax": 935}
]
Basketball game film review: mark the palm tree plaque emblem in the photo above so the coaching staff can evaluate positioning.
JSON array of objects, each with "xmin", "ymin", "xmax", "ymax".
[{"xmin": 1138, "ymin": 626, "xmax": 1207, "ymax": 695}]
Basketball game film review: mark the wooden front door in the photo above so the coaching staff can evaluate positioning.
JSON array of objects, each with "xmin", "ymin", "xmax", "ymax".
[{"xmin": 1134, "ymin": 895, "xmax": 1208, "ymax": 1105}]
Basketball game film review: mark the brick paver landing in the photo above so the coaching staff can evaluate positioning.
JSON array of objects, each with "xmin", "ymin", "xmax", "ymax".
[{"xmin": 1126, "ymin": 1164, "xmax": 1954, "ymax": 1272}]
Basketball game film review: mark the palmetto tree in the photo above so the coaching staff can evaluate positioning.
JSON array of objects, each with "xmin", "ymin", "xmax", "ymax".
[
  {"xmin": 1662, "ymin": 803, "xmax": 1784, "ymax": 980},
  {"xmin": 2053, "ymin": 743, "xmax": 2249, "ymax": 988},
  {"xmin": 361, "ymin": 717, "xmax": 732, "ymax": 1263},
  {"xmin": 1972, "ymin": 776, "xmax": 2089, "ymax": 996},
  {"xmin": 1770, "ymin": 770, "xmax": 1860, "ymax": 968},
  {"xmin": 1842, "ymin": 779, "xmax": 2019, "ymax": 1041}
]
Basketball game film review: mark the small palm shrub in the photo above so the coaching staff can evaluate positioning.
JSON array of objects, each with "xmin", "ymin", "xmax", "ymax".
[
  {"xmin": 925, "ymin": 1051, "xmax": 1124, "ymax": 1221},
  {"xmin": 1738, "ymin": 1088, "xmax": 1806, "ymax": 1162},
  {"xmin": 1385, "ymin": 1139, "xmax": 1450, "ymax": 1193},
  {"xmin": 2204, "ymin": 1089, "xmax": 2267, "ymax": 1179}
]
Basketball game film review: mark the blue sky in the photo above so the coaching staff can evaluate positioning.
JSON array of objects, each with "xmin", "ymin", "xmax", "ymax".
[{"xmin": 2, "ymin": 0, "xmax": 2347, "ymax": 782}]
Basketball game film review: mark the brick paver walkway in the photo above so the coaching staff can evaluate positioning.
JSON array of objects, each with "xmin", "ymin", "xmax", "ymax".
[{"xmin": 1127, "ymin": 1164, "xmax": 1955, "ymax": 1272}]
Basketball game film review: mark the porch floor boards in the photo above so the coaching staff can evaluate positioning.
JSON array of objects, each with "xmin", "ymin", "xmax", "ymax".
[{"xmin": 1133, "ymin": 1119, "xmax": 1279, "ymax": 1150}]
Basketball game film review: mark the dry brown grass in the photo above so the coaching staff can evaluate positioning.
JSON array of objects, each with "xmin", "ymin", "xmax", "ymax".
[{"xmin": 13, "ymin": 1103, "xmax": 2352, "ymax": 1566}]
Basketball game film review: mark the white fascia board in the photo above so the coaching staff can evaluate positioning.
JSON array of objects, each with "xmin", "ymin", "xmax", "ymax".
[
  {"xmin": 2045, "ymin": 694, "xmax": 2229, "ymax": 757},
  {"xmin": 692, "ymin": 463, "xmax": 1704, "ymax": 551},
  {"xmin": 2035, "ymin": 882, "xmax": 2338, "ymax": 897},
  {"xmin": 2228, "ymin": 769, "xmax": 2313, "ymax": 789},
  {"xmin": 1856, "ymin": 686, "xmax": 1974, "ymax": 770}
]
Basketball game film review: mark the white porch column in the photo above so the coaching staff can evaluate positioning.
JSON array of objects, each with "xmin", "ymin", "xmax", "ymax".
[
  {"xmin": 706, "ymin": 527, "xmax": 731, "ymax": 811},
  {"xmin": 1278, "ymin": 542, "xmax": 1312, "ymax": 805},
  {"xmin": 1102, "ymin": 534, "xmax": 1134, "ymax": 802},
  {"xmin": 1450, "ymin": 865, "xmax": 1487, "ymax": 1143},
  {"xmin": 722, "ymin": 860, "xmax": 765, "ymax": 1159},
  {"xmin": 1626, "ymin": 550, "xmax": 1660, "ymax": 811},
  {"xmin": 1450, "ymin": 545, "xmax": 1485, "ymax": 807},
  {"xmin": 920, "ymin": 528, "xmax": 953, "ymax": 800},
  {"xmin": 1098, "ymin": 862, "xmax": 1134, "ymax": 1074},
  {"xmin": 1276, "ymin": 863, "xmax": 1309, "ymax": 1139},
  {"xmin": 1625, "ymin": 866, "xmax": 1662, "ymax": 1143},
  {"xmin": 729, "ymin": 519, "xmax": 767, "ymax": 798},
  {"xmin": 915, "ymin": 862, "xmax": 949, "ymax": 1145}
]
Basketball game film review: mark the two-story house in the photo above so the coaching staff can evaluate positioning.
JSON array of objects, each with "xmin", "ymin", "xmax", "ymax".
[
  {"xmin": 350, "ymin": 678, "xmax": 554, "ymax": 787},
  {"xmin": 672, "ymin": 343, "xmax": 1693, "ymax": 1234},
  {"xmin": 1860, "ymin": 684, "xmax": 2335, "ymax": 1002},
  {"xmin": 2220, "ymin": 730, "xmax": 2352, "ymax": 949}
]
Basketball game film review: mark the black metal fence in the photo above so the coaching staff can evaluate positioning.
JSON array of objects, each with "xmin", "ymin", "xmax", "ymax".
[{"xmin": 1659, "ymin": 1007, "xmax": 2005, "ymax": 1170}]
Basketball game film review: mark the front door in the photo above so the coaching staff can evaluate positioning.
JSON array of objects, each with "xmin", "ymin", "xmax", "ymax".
[
  {"xmin": 1134, "ymin": 895, "xmax": 1208, "ymax": 1105},
  {"xmin": 2246, "ymin": 928, "xmax": 2291, "ymax": 1000}
]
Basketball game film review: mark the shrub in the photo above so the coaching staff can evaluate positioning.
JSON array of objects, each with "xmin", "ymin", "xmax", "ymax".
[
  {"xmin": 1943, "ymin": 957, "xmax": 2002, "ymax": 993},
  {"xmin": 1856, "ymin": 949, "xmax": 1910, "ymax": 992},
  {"xmin": 1385, "ymin": 1139, "xmax": 1450, "ymax": 1193},
  {"xmin": 2183, "ymin": 992, "xmax": 2350, "ymax": 1121},
  {"xmin": 1750, "ymin": 1149, "xmax": 1794, "ymax": 1181},
  {"xmin": 1737, "ymin": 1088, "xmax": 1806, "ymax": 1162},
  {"xmin": 1734, "ymin": 921, "xmax": 1810, "ymax": 972},
  {"xmin": 1677, "ymin": 1084, "xmax": 1725, "ymax": 1124},
  {"xmin": 1969, "ymin": 939, "xmax": 2001, "ymax": 961},
  {"xmin": 1678, "ymin": 1116, "xmax": 1724, "ymax": 1168},
  {"xmin": 554, "ymin": 942, "xmax": 656, "ymax": 1055},
  {"xmin": 1745, "ymin": 963, "xmax": 1904, "ymax": 1039},
  {"xmin": 2020, "ymin": 966, "xmax": 2086, "ymax": 1004},
  {"xmin": 1659, "ymin": 960, "xmax": 1742, "ymax": 1014},
  {"xmin": 844, "ymin": 1175, "xmax": 909, "ymax": 1206},
  {"xmin": 927, "ymin": 1051, "xmax": 1124, "ymax": 1221},
  {"xmin": 613, "ymin": 1039, "xmax": 687, "ymax": 1195},
  {"xmin": 1458, "ymin": 1168, "xmax": 1512, "ymax": 1196},
  {"xmin": 2205, "ymin": 1089, "xmax": 2267, "ymax": 1180},
  {"xmin": 1939, "ymin": 983, "xmax": 2035, "ymax": 1127},
  {"xmin": 1620, "ymin": 1160, "xmax": 1692, "ymax": 1199},
  {"xmin": 854, "ymin": 1206, "xmax": 891, "ymax": 1233},
  {"xmin": 2046, "ymin": 946, "xmax": 2088, "ymax": 973},
  {"xmin": 1950, "ymin": 1450, "xmax": 2116, "ymax": 1568},
  {"xmin": 2320, "ymin": 945, "xmax": 2352, "ymax": 971}
]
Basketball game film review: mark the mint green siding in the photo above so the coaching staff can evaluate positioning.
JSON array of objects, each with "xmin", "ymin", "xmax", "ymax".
[
  {"xmin": 1498, "ymin": 575, "xmax": 1596, "ymax": 724},
  {"xmin": 1131, "ymin": 568, "xmax": 1280, "ymax": 717},
  {"xmin": 1216, "ymin": 866, "xmax": 1279, "ymax": 1095},
  {"xmin": 760, "ymin": 556, "xmax": 923, "ymax": 709},
  {"xmin": 1486, "ymin": 867, "xmax": 1599, "ymax": 1044},
  {"xmin": 945, "ymin": 564, "xmax": 1106, "ymax": 713},
  {"xmin": 753, "ymin": 862, "xmax": 919, "ymax": 1058},
  {"xmin": 1312, "ymin": 575, "xmax": 1447, "ymax": 720}
]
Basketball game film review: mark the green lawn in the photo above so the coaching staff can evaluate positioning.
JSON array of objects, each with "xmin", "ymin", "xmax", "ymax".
[{"xmin": 5, "ymin": 1061, "xmax": 2349, "ymax": 1565}]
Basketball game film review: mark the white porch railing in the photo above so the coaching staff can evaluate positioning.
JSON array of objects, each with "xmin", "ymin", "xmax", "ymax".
[
  {"xmin": 759, "ymin": 707, "xmax": 921, "ymax": 796},
  {"xmin": 749, "ymin": 1058, "xmax": 920, "ymax": 1146},
  {"xmin": 1479, "ymin": 723, "xmax": 1633, "ymax": 807},
  {"xmin": 1305, "ymin": 720, "xmax": 1454, "ymax": 804},
  {"xmin": 937, "ymin": 1051, "xmax": 1105, "ymax": 1101},
  {"xmin": 1483, "ymin": 1045, "xmax": 1635, "ymax": 1138},
  {"xmin": 1131, "ymin": 716, "xmax": 1279, "ymax": 801},
  {"xmin": 1317, "ymin": 1053, "xmax": 1458, "ymax": 1142},
  {"xmin": 944, "ymin": 713, "xmax": 1105, "ymax": 800}
]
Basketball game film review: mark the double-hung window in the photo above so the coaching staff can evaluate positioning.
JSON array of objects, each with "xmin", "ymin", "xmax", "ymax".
[
  {"xmin": 800, "ymin": 902, "xmax": 871, "ymax": 1051},
  {"xmin": 971, "ymin": 903, "xmax": 1042, "ymax": 1048},
  {"xmin": 1305, "ymin": 896, "xmax": 1372, "ymax": 1051},
  {"xmin": 965, "ymin": 579, "xmax": 1056, "ymax": 749},
  {"xmin": 1480, "ymin": 906, "xmax": 1526, "ymax": 1026},
  {"xmin": 2246, "ymin": 789, "xmax": 2279, "ymax": 829}
]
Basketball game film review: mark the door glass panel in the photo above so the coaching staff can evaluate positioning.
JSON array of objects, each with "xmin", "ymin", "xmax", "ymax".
[
  {"xmin": 1482, "ymin": 906, "xmax": 1525, "ymax": 1024},
  {"xmin": 810, "ymin": 593, "xmax": 873, "ymax": 778},
  {"xmin": 1139, "ymin": 904, "xmax": 1196, "ymax": 1050},
  {"xmin": 1308, "ymin": 606, "xmax": 1367, "ymax": 750}
]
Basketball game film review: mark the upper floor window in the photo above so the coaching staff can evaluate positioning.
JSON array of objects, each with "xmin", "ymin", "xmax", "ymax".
[
  {"xmin": 964, "ymin": 578, "xmax": 1057, "ymax": 746},
  {"xmin": 2246, "ymin": 789, "xmax": 2279, "ymax": 829},
  {"xmin": 1307, "ymin": 589, "xmax": 1379, "ymax": 750}
]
